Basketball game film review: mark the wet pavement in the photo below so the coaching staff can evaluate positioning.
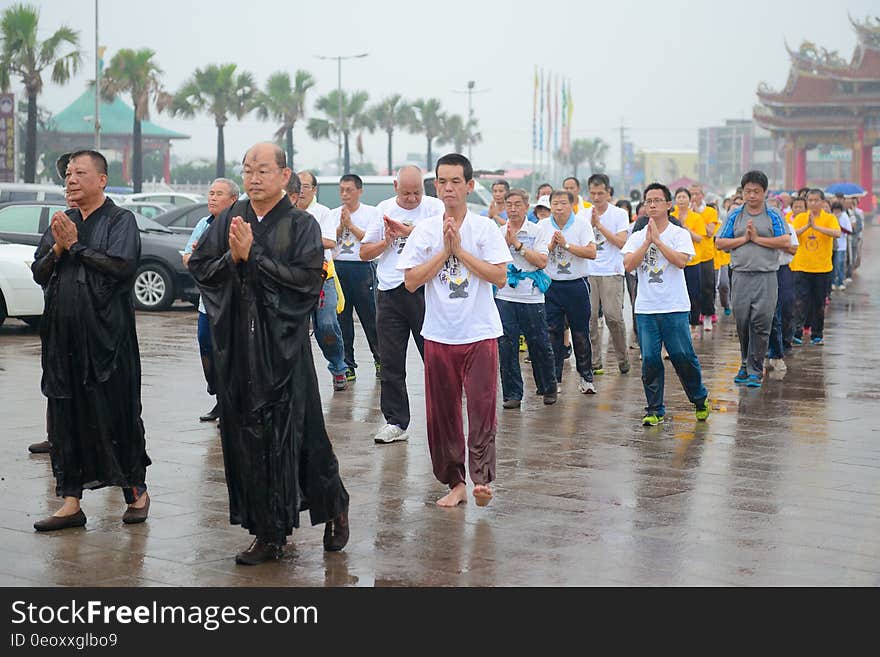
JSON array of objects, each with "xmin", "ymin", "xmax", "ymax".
[{"xmin": 1, "ymin": 230, "xmax": 879, "ymax": 587}]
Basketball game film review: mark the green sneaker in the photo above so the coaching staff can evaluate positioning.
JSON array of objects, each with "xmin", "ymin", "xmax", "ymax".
[
  {"xmin": 642, "ymin": 414, "xmax": 664, "ymax": 427},
  {"xmin": 592, "ymin": 367, "xmax": 605, "ymax": 375},
  {"xmin": 345, "ymin": 367, "xmax": 357, "ymax": 382},
  {"xmin": 374, "ymin": 362, "xmax": 382, "ymax": 380},
  {"xmin": 695, "ymin": 399, "xmax": 711, "ymax": 421}
]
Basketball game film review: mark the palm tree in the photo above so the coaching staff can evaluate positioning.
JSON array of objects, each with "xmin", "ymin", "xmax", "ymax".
[
  {"xmin": 0, "ymin": 3, "xmax": 81, "ymax": 182},
  {"xmin": 368, "ymin": 94, "xmax": 414, "ymax": 175},
  {"xmin": 439, "ymin": 113, "xmax": 482, "ymax": 155},
  {"xmin": 410, "ymin": 98, "xmax": 445, "ymax": 170},
  {"xmin": 307, "ymin": 89, "xmax": 372, "ymax": 174},
  {"xmin": 100, "ymin": 48, "xmax": 171, "ymax": 192},
  {"xmin": 254, "ymin": 70, "xmax": 315, "ymax": 171},
  {"xmin": 171, "ymin": 63, "xmax": 256, "ymax": 177},
  {"xmin": 568, "ymin": 137, "xmax": 609, "ymax": 178}
]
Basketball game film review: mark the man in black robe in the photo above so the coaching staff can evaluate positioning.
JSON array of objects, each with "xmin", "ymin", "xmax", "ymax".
[
  {"xmin": 189, "ymin": 142, "xmax": 350, "ymax": 565},
  {"xmin": 31, "ymin": 149, "xmax": 151, "ymax": 531}
]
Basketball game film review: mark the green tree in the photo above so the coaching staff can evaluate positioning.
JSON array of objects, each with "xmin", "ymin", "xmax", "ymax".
[
  {"xmin": 254, "ymin": 70, "xmax": 315, "ymax": 171},
  {"xmin": 410, "ymin": 98, "xmax": 445, "ymax": 171},
  {"xmin": 567, "ymin": 137, "xmax": 609, "ymax": 178},
  {"xmin": 171, "ymin": 63, "xmax": 256, "ymax": 178},
  {"xmin": 439, "ymin": 113, "xmax": 482, "ymax": 155},
  {"xmin": 100, "ymin": 48, "xmax": 171, "ymax": 192},
  {"xmin": 307, "ymin": 89, "xmax": 373, "ymax": 174},
  {"xmin": 0, "ymin": 3, "xmax": 81, "ymax": 182},
  {"xmin": 368, "ymin": 94, "xmax": 414, "ymax": 174}
]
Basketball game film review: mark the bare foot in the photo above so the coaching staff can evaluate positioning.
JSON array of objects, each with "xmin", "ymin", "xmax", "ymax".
[
  {"xmin": 473, "ymin": 484, "xmax": 493, "ymax": 507},
  {"xmin": 437, "ymin": 483, "xmax": 467, "ymax": 507},
  {"xmin": 53, "ymin": 496, "xmax": 81, "ymax": 517}
]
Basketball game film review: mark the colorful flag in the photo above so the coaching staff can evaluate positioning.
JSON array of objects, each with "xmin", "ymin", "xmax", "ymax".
[
  {"xmin": 553, "ymin": 75, "xmax": 559, "ymax": 154},
  {"xmin": 539, "ymin": 69, "xmax": 544, "ymax": 154},
  {"xmin": 532, "ymin": 67, "xmax": 538, "ymax": 151}
]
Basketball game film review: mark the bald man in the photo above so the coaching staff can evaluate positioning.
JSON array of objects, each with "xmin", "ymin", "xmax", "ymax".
[{"xmin": 360, "ymin": 166, "xmax": 445, "ymax": 443}]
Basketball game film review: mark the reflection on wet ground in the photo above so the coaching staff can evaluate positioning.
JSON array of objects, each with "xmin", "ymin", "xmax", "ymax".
[{"xmin": 1, "ymin": 232, "xmax": 878, "ymax": 586}]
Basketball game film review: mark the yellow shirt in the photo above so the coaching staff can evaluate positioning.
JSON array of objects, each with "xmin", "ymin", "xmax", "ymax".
[
  {"xmin": 698, "ymin": 204, "xmax": 718, "ymax": 262},
  {"xmin": 790, "ymin": 211, "xmax": 840, "ymax": 274},
  {"xmin": 572, "ymin": 196, "xmax": 592, "ymax": 214},
  {"xmin": 714, "ymin": 247, "xmax": 731, "ymax": 268},
  {"xmin": 672, "ymin": 208, "xmax": 711, "ymax": 265}
]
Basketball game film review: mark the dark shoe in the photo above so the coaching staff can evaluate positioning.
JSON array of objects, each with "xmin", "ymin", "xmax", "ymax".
[
  {"xmin": 502, "ymin": 399, "xmax": 521, "ymax": 409},
  {"xmin": 619, "ymin": 361, "xmax": 631, "ymax": 374},
  {"xmin": 34, "ymin": 509, "xmax": 86, "ymax": 532},
  {"xmin": 333, "ymin": 374, "xmax": 347, "ymax": 391},
  {"xmin": 563, "ymin": 345, "xmax": 572, "ymax": 360},
  {"xmin": 324, "ymin": 507, "xmax": 349, "ymax": 552},
  {"xmin": 235, "ymin": 538, "xmax": 282, "ymax": 565},
  {"xmin": 122, "ymin": 492, "xmax": 150, "ymax": 524},
  {"xmin": 28, "ymin": 440, "xmax": 51, "ymax": 454},
  {"xmin": 199, "ymin": 403, "xmax": 219, "ymax": 422},
  {"xmin": 345, "ymin": 367, "xmax": 357, "ymax": 382},
  {"xmin": 543, "ymin": 391, "xmax": 558, "ymax": 405}
]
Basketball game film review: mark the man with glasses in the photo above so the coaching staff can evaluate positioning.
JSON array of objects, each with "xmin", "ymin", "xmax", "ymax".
[
  {"xmin": 189, "ymin": 143, "xmax": 350, "ymax": 565},
  {"xmin": 622, "ymin": 183, "xmax": 710, "ymax": 426}
]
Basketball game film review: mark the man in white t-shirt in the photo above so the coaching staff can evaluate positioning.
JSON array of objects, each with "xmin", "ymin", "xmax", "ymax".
[
  {"xmin": 586, "ymin": 173, "xmax": 631, "ymax": 375},
  {"xmin": 296, "ymin": 171, "xmax": 347, "ymax": 391},
  {"xmin": 397, "ymin": 154, "xmax": 511, "ymax": 508},
  {"xmin": 360, "ymin": 166, "xmax": 445, "ymax": 444},
  {"xmin": 538, "ymin": 190, "xmax": 598, "ymax": 394},
  {"xmin": 622, "ymin": 182, "xmax": 710, "ymax": 427},
  {"xmin": 331, "ymin": 174, "xmax": 382, "ymax": 381},
  {"xmin": 494, "ymin": 188, "xmax": 557, "ymax": 408}
]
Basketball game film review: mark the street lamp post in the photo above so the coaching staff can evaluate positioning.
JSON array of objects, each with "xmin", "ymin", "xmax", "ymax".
[
  {"xmin": 452, "ymin": 80, "xmax": 488, "ymax": 161},
  {"xmin": 94, "ymin": 0, "xmax": 100, "ymax": 149},
  {"xmin": 315, "ymin": 52, "xmax": 368, "ymax": 174}
]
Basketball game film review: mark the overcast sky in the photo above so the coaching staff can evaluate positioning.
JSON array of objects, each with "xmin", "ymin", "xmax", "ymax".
[{"xmin": 6, "ymin": 0, "xmax": 877, "ymax": 175}]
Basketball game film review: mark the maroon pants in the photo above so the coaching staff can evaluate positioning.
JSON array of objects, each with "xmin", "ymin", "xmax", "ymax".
[{"xmin": 424, "ymin": 338, "xmax": 498, "ymax": 488}]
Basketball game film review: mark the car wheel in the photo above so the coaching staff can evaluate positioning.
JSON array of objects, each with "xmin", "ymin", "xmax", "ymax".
[
  {"xmin": 0, "ymin": 292, "xmax": 6, "ymax": 326},
  {"xmin": 133, "ymin": 263, "xmax": 174, "ymax": 311},
  {"xmin": 21, "ymin": 316, "xmax": 41, "ymax": 329}
]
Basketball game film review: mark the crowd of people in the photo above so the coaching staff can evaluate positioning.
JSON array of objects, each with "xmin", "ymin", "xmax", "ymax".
[{"xmin": 25, "ymin": 144, "xmax": 867, "ymax": 566}]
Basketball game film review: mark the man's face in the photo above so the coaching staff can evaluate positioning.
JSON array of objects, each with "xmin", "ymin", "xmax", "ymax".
[
  {"xmin": 807, "ymin": 193, "xmax": 823, "ymax": 215},
  {"xmin": 394, "ymin": 174, "xmax": 424, "ymax": 210},
  {"xmin": 644, "ymin": 190, "xmax": 671, "ymax": 220},
  {"xmin": 242, "ymin": 147, "xmax": 290, "ymax": 203},
  {"xmin": 535, "ymin": 206, "xmax": 551, "ymax": 220},
  {"xmin": 791, "ymin": 201, "xmax": 806, "ymax": 215},
  {"xmin": 435, "ymin": 164, "xmax": 474, "ymax": 211},
  {"xmin": 207, "ymin": 181, "xmax": 236, "ymax": 216},
  {"xmin": 491, "ymin": 184, "xmax": 507, "ymax": 203},
  {"xmin": 297, "ymin": 173, "xmax": 316, "ymax": 208},
  {"xmin": 689, "ymin": 187, "xmax": 704, "ymax": 206},
  {"xmin": 64, "ymin": 155, "xmax": 106, "ymax": 205},
  {"xmin": 550, "ymin": 194, "xmax": 572, "ymax": 222},
  {"xmin": 563, "ymin": 179, "xmax": 579, "ymax": 198},
  {"xmin": 843, "ymin": 198, "xmax": 854, "ymax": 210},
  {"xmin": 742, "ymin": 182, "xmax": 765, "ymax": 210},
  {"xmin": 505, "ymin": 195, "xmax": 527, "ymax": 223},
  {"xmin": 339, "ymin": 180, "xmax": 362, "ymax": 208},
  {"xmin": 674, "ymin": 191, "xmax": 690, "ymax": 209},
  {"xmin": 780, "ymin": 193, "xmax": 791, "ymax": 208},
  {"xmin": 537, "ymin": 185, "xmax": 553, "ymax": 198},
  {"xmin": 589, "ymin": 183, "xmax": 610, "ymax": 208}
]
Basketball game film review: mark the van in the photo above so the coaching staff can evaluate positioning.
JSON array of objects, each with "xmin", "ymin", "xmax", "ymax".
[
  {"xmin": 315, "ymin": 174, "xmax": 493, "ymax": 212},
  {"xmin": 0, "ymin": 183, "xmax": 66, "ymax": 204}
]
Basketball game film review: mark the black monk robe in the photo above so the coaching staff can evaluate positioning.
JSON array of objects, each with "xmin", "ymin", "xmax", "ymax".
[
  {"xmin": 31, "ymin": 198, "xmax": 150, "ymax": 500},
  {"xmin": 188, "ymin": 195, "xmax": 349, "ymax": 544}
]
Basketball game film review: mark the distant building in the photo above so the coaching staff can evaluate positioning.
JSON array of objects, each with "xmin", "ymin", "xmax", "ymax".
[{"xmin": 640, "ymin": 150, "xmax": 698, "ymax": 185}]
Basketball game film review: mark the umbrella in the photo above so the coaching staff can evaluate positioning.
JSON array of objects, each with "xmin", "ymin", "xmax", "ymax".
[{"xmin": 825, "ymin": 182, "xmax": 866, "ymax": 197}]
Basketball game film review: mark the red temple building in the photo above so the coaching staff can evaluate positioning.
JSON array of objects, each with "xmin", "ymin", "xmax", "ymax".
[{"xmin": 754, "ymin": 15, "xmax": 880, "ymax": 212}]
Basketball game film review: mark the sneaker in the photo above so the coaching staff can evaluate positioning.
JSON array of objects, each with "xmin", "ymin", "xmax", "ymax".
[
  {"xmin": 811, "ymin": 337, "xmax": 824, "ymax": 345},
  {"xmin": 711, "ymin": 314, "xmax": 718, "ymax": 323},
  {"xmin": 543, "ymin": 391, "xmax": 558, "ymax": 405},
  {"xmin": 724, "ymin": 307, "xmax": 731, "ymax": 316},
  {"xmin": 375, "ymin": 362, "xmax": 382, "ymax": 380},
  {"xmin": 844, "ymin": 277, "xmax": 852, "ymax": 284},
  {"xmin": 502, "ymin": 399, "xmax": 521, "ymax": 409},
  {"xmin": 734, "ymin": 367, "xmax": 749, "ymax": 384},
  {"xmin": 577, "ymin": 377, "xmax": 596, "ymax": 394},
  {"xmin": 373, "ymin": 424, "xmax": 408, "ymax": 444},
  {"xmin": 774, "ymin": 359, "xmax": 787, "ymax": 373},
  {"xmin": 333, "ymin": 374, "xmax": 347, "ymax": 391},
  {"xmin": 746, "ymin": 374, "xmax": 762, "ymax": 388},
  {"xmin": 563, "ymin": 345, "xmax": 572, "ymax": 360},
  {"xmin": 642, "ymin": 413, "xmax": 664, "ymax": 427},
  {"xmin": 345, "ymin": 367, "xmax": 357, "ymax": 382},
  {"xmin": 839, "ymin": 284, "xmax": 846, "ymax": 291},
  {"xmin": 695, "ymin": 400, "xmax": 711, "ymax": 421},
  {"xmin": 791, "ymin": 336, "xmax": 803, "ymax": 345},
  {"xmin": 764, "ymin": 358, "xmax": 774, "ymax": 372},
  {"xmin": 524, "ymin": 355, "xmax": 531, "ymax": 363},
  {"xmin": 592, "ymin": 367, "xmax": 605, "ymax": 375},
  {"xmin": 519, "ymin": 335, "xmax": 527, "ymax": 353},
  {"xmin": 703, "ymin": 316, "xmax": 713, "ymax": 332},
  {"xmin": 618, "ymin": 361, "xmax": 631, "ymax": 374}
]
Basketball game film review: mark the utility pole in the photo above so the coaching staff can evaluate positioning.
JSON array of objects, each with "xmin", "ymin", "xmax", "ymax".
[
  {"xmin": 619, "ymin": 118, "xmax": 629, "ymax": 197},
  {"xmin": 451, "ymin": 81, "xmax": 488, "ymax": 160},
  {"xmin": 94, "ymin": 0, "xmax": 100, "ymax": 149},
  {"xmin": 316, "ymin": 52, "xmax": 368, "ymax": 174}
]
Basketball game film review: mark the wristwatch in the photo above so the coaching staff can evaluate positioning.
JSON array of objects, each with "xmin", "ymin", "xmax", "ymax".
[
  {"xmin": 515, "ymin": 241, "xmax": 524, "ymax": 252},
  {"xmin": 564, "ymin": 242, "xmax": 570, "ymax": 250}
]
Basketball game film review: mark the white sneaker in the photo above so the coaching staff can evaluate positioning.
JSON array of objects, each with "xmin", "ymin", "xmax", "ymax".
[
  {"xmin": 844, "ymin": 277, "xmax": 853, "ymax": 284},
  {"xmin": 703, "ymin": 316, "xmax": 713, "ymax": 331},
  {"xmin": 577, "ymin": 377, "xmax": 597, "ymax": 394},
  {"xmin": 373, "ymin": 424, "xmax": 408, "ymax": 444},
  {"xmin": 764, "ymin": 358, "xmax": 774, "ymax": 372},
  {"xmin": 774, "ymin": 358, "xmax": 787, "ymax": 373},
  {"xmin": 839, "ymin": 284, "xmax": 846, "ymax": 291}
]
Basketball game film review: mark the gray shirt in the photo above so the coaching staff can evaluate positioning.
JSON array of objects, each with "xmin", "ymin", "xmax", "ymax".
[{"xmin": 728, "ymin": 208, "xmax": 781, "ymax": 272}]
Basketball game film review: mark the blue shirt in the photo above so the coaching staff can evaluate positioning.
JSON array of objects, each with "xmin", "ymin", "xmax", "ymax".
[{"xmin": 185, "ymin": 216, "xmax": 212, "ymax": 314}]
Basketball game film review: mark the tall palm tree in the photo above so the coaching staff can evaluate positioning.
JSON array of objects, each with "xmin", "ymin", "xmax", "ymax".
[
  {"xmin": 100, "ymin": 48, "xmax": 171, "ymax": 192},
  {"xmin": 439, "ymin": 113, "xmax": 482, "ymax": 155},
  {"xmin": 307, "ymin": 89, "xmax": 372, "ymax": 174},
  {"xmin": 0, "ymin": 3, "xmax": 81, "ymax": 182},
  {"xmin": 368, "ymin": 94, "xmax": 414, "ymax": 175},
  {"xmin": 254, "ymin": 70, "xmax": 315, "ymax": 171},
  {"xmin": 171, "ymin": 63, "xmax": 256, "ymax": 178},
  {"xmin": 568, "ymin": 137, "xmax": 609, "ymax": 178},
  {"xmin": 410, "ymin": 98, "xmax": 445, "ymax": 170}
]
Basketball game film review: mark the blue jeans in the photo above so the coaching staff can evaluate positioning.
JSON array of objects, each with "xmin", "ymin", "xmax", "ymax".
[
  {"xmin": 496, "ymin": 299, "xmax": 556, "ymax": 401},
  {"xmin": 636, "ymin": 311, "xmax": 708, "ymax": 417},
  {"xmin": 832, "ymin": 250, "xmax": 846, "ymax": 286},
  {"xmin": 545, "ymin": 278, "xmax": 593, "ymax": 383},
  {"xmin": 313, "ymin": 277, "xmax": 347, "ymax": 376},
  {"xmin": 335, "ymin": 260, "xmax": 381, "ymax": 370},
  {"xmin": 197, "ymin": 311, "xmax": 215, "ymax": 395}
]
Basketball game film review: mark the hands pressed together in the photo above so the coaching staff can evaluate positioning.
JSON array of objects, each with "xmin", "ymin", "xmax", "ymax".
[
  {"xmin": 443, "ymin": 216, "xmax": 462, "ymax": 256},
  {"xmin": 229, "ymin": 216, "xmax": 253, "ymax": 263},
  {"xmin": 50, "ymin": 211, "xmax": 78, "ymax": 256}
]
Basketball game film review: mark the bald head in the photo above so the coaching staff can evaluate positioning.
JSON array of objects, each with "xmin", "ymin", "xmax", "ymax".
[
  {"xmin": 394, "ymin": 165, "xmax": 425, "ymax": 210},
  {"xmin": 243, "ymin": 142, "xmax": 287, "ymax": 169},
  {"xmin": 241, "ymin": 142, "xmax": 291, "ymax": 207}
]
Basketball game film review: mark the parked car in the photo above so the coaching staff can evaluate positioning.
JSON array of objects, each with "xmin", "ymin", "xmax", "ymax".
[
  {"xmin": 152, "ymin": 203, "xmax": 210, "ymax": 235},
  {"xmin": 0, "ymin": 201, "xmax": 198, "ymax": 311},
  {"xmin": 122, "ymin": 192, "xmax": 205, "ymax": 207},
  {"xmin": 0, "ymin": 183, "xmax": 66, "ymax": 204},
  {"xmin": 121, "ymin": 201, "xmax": 173, "ymax": 219},
  {"xmin": 315, "ymin": 174, "xmax": 494, "ymax": 212},
  {"xmin": 0, "ymin": 238, "xmax": 43, "ymax": 327}
]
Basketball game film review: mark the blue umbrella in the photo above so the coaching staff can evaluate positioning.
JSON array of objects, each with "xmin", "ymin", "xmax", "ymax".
[{"xmin": 825, "ymin": 182, "xmax": 866, "ymax": 196}]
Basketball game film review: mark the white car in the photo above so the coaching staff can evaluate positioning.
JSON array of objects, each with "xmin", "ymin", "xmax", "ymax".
[
  {"xmin": 122, "ymin": 192, "xmax": 205, "ymax": 207},
  {"xmin": 0, "ymin": 240, "xmax": 42, "ymax": 327}
]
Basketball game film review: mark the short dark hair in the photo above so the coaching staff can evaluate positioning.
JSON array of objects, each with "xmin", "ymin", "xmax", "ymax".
[
  {"xmin": 550, "ymin": 189, "xmax": 574, "ymax": 204},
  {"xmin": 298, "ymin": 170, "xmax": 317, "ymax": 188},
  {"xmin": 435, "ymin": 153, "xmax": 473, "ymax": 182},
  {"xmin": 796, "ymin": 187, "xmax": 810, "ymax": 197},
  {"xmin": 674, "ymin": 187, "xmax": 691, "ymax": 200},
  {"xmin": 643, "ymin": 182, "xmax": 671, "ymax": 202},
  {"xmin": 537, "ymin": 182, "xmax": 553, "ymax": 193},
  {"xmin": 492, "ymin": 179, "xmax": 510, "ymax": 192},
  {"xmin": 740, "ymin": 170, "xmax": 769, "ymax": 191},
  {"xmin": 340, "ymin": 174, "xmax": 363, "ymax": 189},
  {"xmin": 285, "ymin": 174, "xmax": 301, "ymax": 196},
  {"xmin": 791, "ymin": 197, "xmax": 807, "ymax": 211},
  {"xmin": 60, "ymin": 150, "xmax": 109, "ymax": 177},
  {"xmin": 830, "ymin": 201, "xmax": 844, "ymax": 212},
  {"xmin": 635, "ymin": 202, "xmax": 645, "ymax": 216},
  {"xmin": 616, "ymin": 199, "xmax": 632, "ymax": 217},
  {"xmin": 807, "ymin": 188, "xmax": 825, "ymax": 200},
  {"xmin": 562, "ymin": 176, "xmax": 580, "ymax": 189},
  {"xmin": 587, "ymin": 173, "xmax": 611, "ymax": 191}
]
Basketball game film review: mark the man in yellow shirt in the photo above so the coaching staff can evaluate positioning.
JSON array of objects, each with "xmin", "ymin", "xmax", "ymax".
[
  {"xmin": 790, "ymin": 189, "xmax": 841, "ymax": 345},
  {"xmin": 562, "ymin": 177, "xmax": 592, "ymax": 214}
]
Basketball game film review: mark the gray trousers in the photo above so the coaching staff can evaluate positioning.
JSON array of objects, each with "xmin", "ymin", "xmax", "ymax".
[
  {"xmin": 588, "ymin": 275, "xmax": 629, "ymax": 369},
  {"xmin": 731, "ymin": 270, "xmax": 778, "ymax": 376}
]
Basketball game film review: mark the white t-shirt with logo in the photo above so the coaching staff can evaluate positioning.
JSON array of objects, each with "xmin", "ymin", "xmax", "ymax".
[
  {"xmin": 835, "ymin": 213, "xmax": 852, "ymax": 251},
  {"xmin": 588, "ymin": 204, "xmax": 630, "ymax": 276},
  {"xmin": 306, "ymin": 201, "xmax": 334, "ymax": 263},
  {"xmin": 330, "ymin": 203, "xmax": 380, "ymax": 262},
  {"xmin": 396, "ymin": 212, "xmax": 512, "ymax": 345},
  {"xmin": 364, "ymin": 195, "xmax": 446, "ymax": 291},
  {"xmin": 538, "ymin": 214, "xmax": 596, "ymax": 281},
  {"xmin": 621, "ymin": 223, "xmax": 695, "ymax": 314},
  {"xmin": 495, "ymin": 220, "xmax": 552, "ymax": 304}
]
